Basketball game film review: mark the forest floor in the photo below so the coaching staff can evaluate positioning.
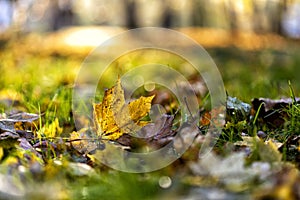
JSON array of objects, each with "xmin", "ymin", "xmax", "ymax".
[{"xmin": 0, "ymin": 28, "xmax": 300, "ymax": 199}]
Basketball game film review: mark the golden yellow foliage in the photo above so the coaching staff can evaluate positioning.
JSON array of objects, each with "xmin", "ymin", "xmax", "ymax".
[
  {"xmin": 41, "ymin": 118, "xmax": 63, "ymax": 138},
  {"xmin": 93, "ymin": 78, "xmax": 154, "ymax": 140}
]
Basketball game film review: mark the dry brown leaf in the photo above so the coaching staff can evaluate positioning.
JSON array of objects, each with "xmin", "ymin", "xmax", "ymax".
[{"xmin": 251, "ymin": 97, "xmax": 300, "ymax": 127}]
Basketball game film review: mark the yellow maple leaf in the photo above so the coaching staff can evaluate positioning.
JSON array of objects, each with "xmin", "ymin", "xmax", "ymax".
[{"xmin": 93, "ymin": 78, "xmax": 155, "ymax": 140}]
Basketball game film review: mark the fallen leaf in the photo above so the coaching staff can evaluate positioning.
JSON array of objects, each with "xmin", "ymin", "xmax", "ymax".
[
  {"xmin": 143, "ymin": 114, "xmax": 175, "ymax": 140},
  {"xmin": 0, "ymin": 112, "xmax": 39, "ymax": 148},
  {"xmin": 251, "ymin": 97, "xmax": 300, "ymax": 127},
  {"xmin": 226, "ymin": 96, "xmax": 251, "ymax": 122},
  {"xmin": 93, "ymin": 78, "xmax": 154, "ymax": 140},
  {"xmin": 8, "ymin": 112, "xmax": 39, "ymax": 122},
  {"xmin": 0, "ymin": 131, "xmax": 20, "ymax": 148},
  {"xmin": 200, "ymin": 106, "xmax": 226, "ymax": 127},
  {"xmin": 116, "ymin": 114, "xmax": 176, "ymax": 149},
  {"xmin": 252, "ymin": 97, "xmax": 300, "ymax": 113},
  {"xmin": 18, "ymin": 138, "xmax": 43, "ymax": 161},
  {"xmin": 235, "ymin": 136, "xmax": 282, "ymax": 162},
  {"xmin": 0, "ymin": 119, "xmax": 16, "ymax": 133},
  {"xmin": 199, "ymin": 111, "xmax": 211, "ymax": 126},
  {"xmin": 0, "ymin": 112, "xmax": 39, "ymax": 134}
]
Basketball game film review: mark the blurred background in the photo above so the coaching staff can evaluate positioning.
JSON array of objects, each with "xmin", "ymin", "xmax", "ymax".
[
  {"xmin": 0, "ymin": 0, "xmax": 299, "ymax": 37},
  {"xmin": 1, "ymin": 0, "xmax": 300, "ymax": 101}
]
